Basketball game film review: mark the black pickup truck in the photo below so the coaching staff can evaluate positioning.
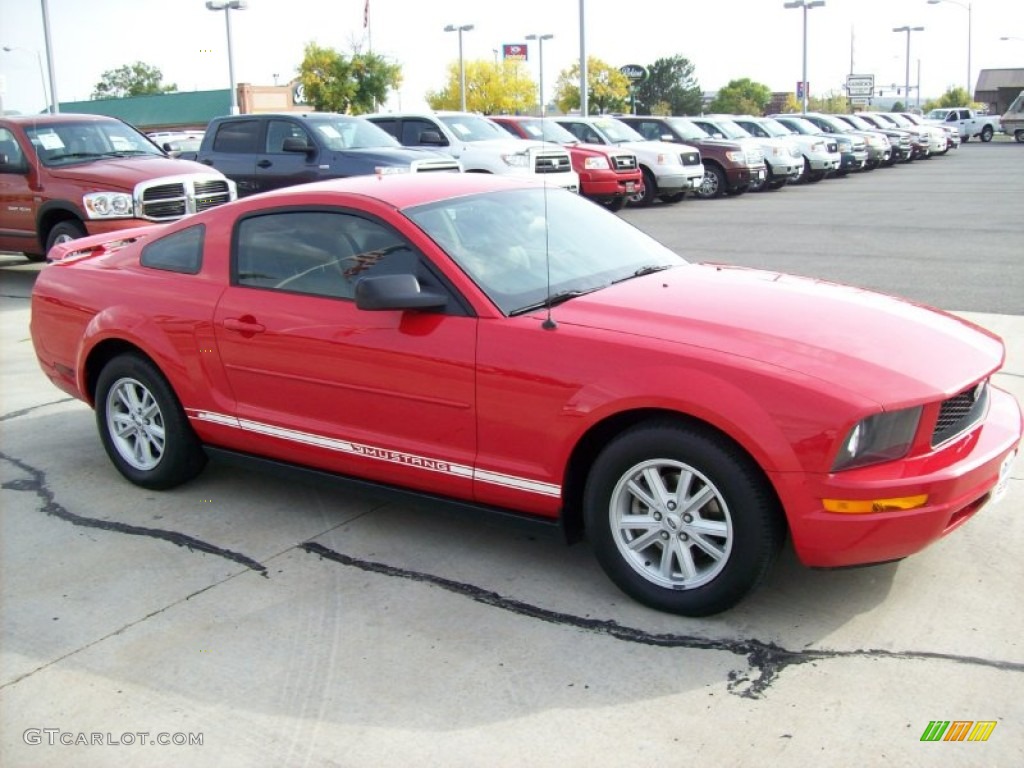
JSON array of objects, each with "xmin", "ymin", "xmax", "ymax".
[{"xmin": 179, "ymin": 113, "xmax": 461, "ymax": 197}]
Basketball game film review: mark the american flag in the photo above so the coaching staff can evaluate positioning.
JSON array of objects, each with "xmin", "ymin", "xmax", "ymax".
[{"xmin": 363, "ymin": 0, "xmax": 369, "ymax": 28}]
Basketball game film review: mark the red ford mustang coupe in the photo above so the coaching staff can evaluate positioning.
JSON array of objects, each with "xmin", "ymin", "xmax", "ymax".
[{"xmin": 30, "ymin": 173, "xmax": 1021, "ymax": 616}]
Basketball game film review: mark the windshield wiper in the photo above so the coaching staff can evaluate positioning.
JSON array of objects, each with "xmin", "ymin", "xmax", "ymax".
[
  {"xmin": 611, "ymin": 264, "xmax": 672, "ymax": 284},
  {"xmin": 510, "ymin": 288, "xmax": 599, "ymax": 316}
]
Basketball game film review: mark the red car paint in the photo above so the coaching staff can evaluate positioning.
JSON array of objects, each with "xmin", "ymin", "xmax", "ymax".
[{"xmin": 31, "ymin": 173, "xmax": 1022, "ymax": 590}]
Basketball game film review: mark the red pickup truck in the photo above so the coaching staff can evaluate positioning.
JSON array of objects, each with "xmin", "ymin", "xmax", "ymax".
[
  {"xmin": 0, "ymin": 114, "xmax": 235, "ymax": 261},
  {"xmin": 490, "ymin": 116, "xmax": 642, "ymax": 210}
]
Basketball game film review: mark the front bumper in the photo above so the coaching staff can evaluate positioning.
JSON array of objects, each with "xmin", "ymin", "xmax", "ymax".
[
  {"xmin": 776, "ymin": 386, "xmax": 1022, "ymax": 568},
  {"xmin": 579, "ymin": 171, "xmax": 641, "ymax": 201},
  {"xmin": 806, "ymin": 152, "xmax": 840, "ymax": 172}
]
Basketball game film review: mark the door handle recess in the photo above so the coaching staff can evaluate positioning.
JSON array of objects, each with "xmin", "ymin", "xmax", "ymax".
[{"xmin": 223, "ymin": 317, "xmax": 266, "ymax": 334}]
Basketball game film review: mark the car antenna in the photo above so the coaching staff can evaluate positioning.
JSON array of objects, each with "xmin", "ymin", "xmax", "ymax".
[{"xmin": 540, "ymin": 93, "xmax": 556, "ymax": 330}]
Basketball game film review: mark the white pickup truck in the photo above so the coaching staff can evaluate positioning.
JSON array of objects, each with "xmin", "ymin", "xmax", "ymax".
[
  {"xmin": 365, "ymin": 111, "xmax": 579, "ymax": 192},
  {"xmin": 924, "ymin": 107, "xmax": 1002, "ymax": 142}
]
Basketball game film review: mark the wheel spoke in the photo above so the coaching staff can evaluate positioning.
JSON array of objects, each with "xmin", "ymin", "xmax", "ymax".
[
  {"xmin": 689, "ymin": 517, "xmax": 728, "ymax": 538},
  {"xmin": 689, "ymin": 532, "xmax": 726, "ymax": 561},
  {"xmin": 669, "ymin": 537, "xmax": 697, "ymax": 581},
  {"xmin": 625, "ymin": 525, "xmax": 662, "ymax": 553},
  {"xmin": 680, "ymin": 484, "xmax": 715, "ymax": 517},
  {"xmin": 642, "ymin": 466, "xmax": 673, "ymax": 508}
]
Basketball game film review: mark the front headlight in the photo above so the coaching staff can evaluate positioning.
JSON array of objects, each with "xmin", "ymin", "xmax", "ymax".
[
  {"xmin": 500, "ymin": 152, "xmax": 531, "ymax": 168},
  {"xmin": 583, "ymin": 156, "xmax": 610, "ymax": 170},
  {"xmin": 833, "ymin": 406, "xmax": 922, "ymax": 471},
  {"xmin": 655, "ymin": 152, "xmax": 681, "ymax": 166},
  {"xmin": 83, "ymin": 192, "xmax": 134, "ymax": 219},
  {"xmin": 725, "ymin": 150, "xmax": 745, "ymax": 162}
]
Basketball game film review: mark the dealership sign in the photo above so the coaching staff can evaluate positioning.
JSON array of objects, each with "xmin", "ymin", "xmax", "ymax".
[
  {"xmin": 619, "ymin": 64, "xmax": 647, "ymax": 82},
  {"xmin": 503, "ymin": 43, "xmax": 528, "ymax": 60}
]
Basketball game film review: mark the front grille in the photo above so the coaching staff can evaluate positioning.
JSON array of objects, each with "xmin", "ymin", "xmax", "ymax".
[
  {"xmin": 932, "ymin": 381, "xmax": 989, "ymax": 447},
  {"xmin": 534, "ymin": 152, "xmax": 572, "ymax": 174},
  {"xmin": 679, "ymin": 151, "xmax": 701, "ymax": 166},
  {"xmin": 746, "ymin": 149, "xmax": 764, "ymax": 165},
  {"xmin": 611, "ymin": 153, "xmax": 638, "ymax": 172},
  {"xmin": 136, "ymin": 175, "xmax": 234, "ymax": 221}
]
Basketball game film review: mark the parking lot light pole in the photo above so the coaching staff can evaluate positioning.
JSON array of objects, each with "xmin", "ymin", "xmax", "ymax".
[
  {"xmin": 205, "ymin": 0, "xmax": 248, "ymax": 115},
  {"xmin": 784, "ymin": 0, "xmax": 825, "ymax": 114},
  {"xmin": 525, "ymin": 33, "xmax": 554, "ymax": 115},
  {"xmin": 893, "ymin": 26, "xmax": 925, "ymax": 109},
  {"xmin": 444, "ymin": 24, "xmax": 475, "ymax": 112},
  {"xmin": 927, "ymin": 0, "xmax": 971, "ymax": 97}
]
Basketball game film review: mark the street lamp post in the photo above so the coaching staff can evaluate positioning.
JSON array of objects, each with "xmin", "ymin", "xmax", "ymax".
[
  {"xmin": 784, "ymin": 0, "xmax": 825, "ymax": 114},
  {"xmin": 205, "ymin": 0, "xmax": 248, "ymax": 115},
  {"xmin": 893, "ymin": 26, "xmax": 925, "ymax": 109},
  {"xmin": 525, "ymin": 33, "xmax": 554, "ymax": 115},
  {"xmin": 927, "ymin": 0, "xmax": 971, "ymax": 97},
  {"xmin": 2, "ymin": 46, "xmax": 50, "ymax": 113},
  {"xmin": 444, "ymin": 23, "xmax": 474, "ymax": 112}
]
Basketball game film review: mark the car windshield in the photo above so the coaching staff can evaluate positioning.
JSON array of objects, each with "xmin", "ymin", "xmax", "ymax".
[
  {"xmin": 882, "ymin": 114, "xmax": 911, "ymax": 127},
  {"xmin": 405, "ymin": 187, "xmax": 683, "ymax": 315},
  {"xmin": 777, "ymin": 117, "xmax": 820, "ymax": 135},
  {"xmin": 590, "ymin": 118, "xmax": 647, "ymax": 143},
  {"xmin": 440, "ymin": 114, "xmax": 515, "ymax": 142},
  {"xmin": 753, "ymin": 118, "xmax": 792, "ymax": 138},
  {"xmin": 840, "ymin": 115, "xmax": 873, "ymax": 131},
  {"xmin": 664, "ymin": 119, "xmax": 710, "ymax": 140},
  {"xmin": 308, "ymin": 117, "xmax": 401, "ymax": 150},
  {"xmin": 815, "ymin": 115, "xmax": 853, "ymax": 133},
  {"xmin": 505, "ymin": 119, "xmax": 579, "ymax": 144},
  {"xmin": 26, "ymin": 120, "xmax": 165, "ymax": 166}
]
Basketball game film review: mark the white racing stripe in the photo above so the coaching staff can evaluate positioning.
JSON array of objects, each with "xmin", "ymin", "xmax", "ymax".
[{"xmin": 188, "ymin": 409, "xmax": 561, "ymax": 498}]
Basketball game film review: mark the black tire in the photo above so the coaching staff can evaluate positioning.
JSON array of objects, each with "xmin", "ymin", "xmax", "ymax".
[
  {"xmin": 1016, "ymin": 130, "xmax": 1024, "ymax": 144},
  {"xmin": 980, "ymin": 125, "xmax": 993, "ymax": 142},
  {"xmin": 603, "ymin": 197, "xmax": 626, "ymax": 212},
  {"xmin": 961, "ymin": 135, "xmax": 969, "ymax": 143},
  {"xmin": 658, "ymin": 191, "xmax": 686, "ymax": 204},
  {"xmin": 45, "ymin": 220, "xmax": 87, "ymax": 255},
  {"xmin": 695, "ymin": 164, "xmax": 725, "ymax": 199},
  {"xmin": 583, "ymin": 421, "xmax": 785, "ymax": 616},
  {"xmin": 629, "ymin": 168, "xmax": 658, "ymax": 207},
  {"xmin": 95, "ymin": 353, "xmax": 207, "ymax": 489},
  {"xmin": 808, "ymin": 170, "xmax": 826, "ymax": 182}
]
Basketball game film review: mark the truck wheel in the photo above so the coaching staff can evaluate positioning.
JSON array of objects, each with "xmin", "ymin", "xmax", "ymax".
[
  {"xmin": 1016, "ymin": 130, "xmax": 1024, "ymax": 144},
  {"xmin": 695, "ymin": 165, "xmax": 725, "ymax": 199},
  {"xmin": 603, "ymin": 197, "xmax": 626, "ymax": 212},
  {"xmin": 628, "ymin": 169, "xmax": 658, "ymax": 207},
  {"xmin": 583, "ymin": 421, "xmax": 785, "ymax": 616},
  {"xmin": 658, "ymin": 191, "xmax": 686, "ymax": 204},
  {"xmin": 95, "ymin": 353, "xmax": 207, "ymax": 489},
  {"xmin": 980, "ymin": 125, "xmax": 994, "ymax": 142},
  {"xmin": 45, "ymin": 220, "xmax": 87, "ymax": 255}
]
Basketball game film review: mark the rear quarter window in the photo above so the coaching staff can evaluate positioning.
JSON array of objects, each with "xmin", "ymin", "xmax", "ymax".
[{"xmin": 140, "ymin": 225, "xmax": 204, "ymax": 274}]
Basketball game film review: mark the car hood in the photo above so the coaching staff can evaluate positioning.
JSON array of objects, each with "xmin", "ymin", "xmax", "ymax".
[
  {"xmin": 47, "ymin": 156, "xmax": 225, "ymax": 192},
  {"xmin": 335, "ymin": 146, "xmax": 453, "ymax": 164},
  {"xmin": 551, "ymin": 264, "xmax": 1003, "ymax": 407}
]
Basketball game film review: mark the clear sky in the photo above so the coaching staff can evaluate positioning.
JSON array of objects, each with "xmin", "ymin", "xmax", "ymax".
[{"xmin": 1, "ymin": 0, "xmax": 1021, "ymax": 115}]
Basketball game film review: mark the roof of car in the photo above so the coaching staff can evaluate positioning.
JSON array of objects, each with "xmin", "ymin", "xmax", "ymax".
[{"xmin": 2, "ymin": 113, "xmax": 124, "ymax": 125}]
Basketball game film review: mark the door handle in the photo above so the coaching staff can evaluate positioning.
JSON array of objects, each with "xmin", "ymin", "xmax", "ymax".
[
  {"xmin": 223, "ymin": 317, "xmax": 266, "ymax": 334},
  {"xmin": 257, "ymin": 159, "xmax": 272, "ymax": 168},
  {"xmin": 201, "ymin": 159, "xmax": 214, "ymax": 166}
]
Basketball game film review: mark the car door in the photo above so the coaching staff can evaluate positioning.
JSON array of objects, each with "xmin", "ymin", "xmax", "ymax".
[
  {"xmin": 0, "ymin": 127, "xmax": 36, "ymax": 253},
  {"xmin": 205, "ymin": 119, "xmax": 261, "ymax": 196},
  {"xmin": 212, "ymin": 207, "xmax": 478, "ymax": 499},
  {"xmin": 255, "ymin": 119, "xmax": 321, "ymax": 194}
]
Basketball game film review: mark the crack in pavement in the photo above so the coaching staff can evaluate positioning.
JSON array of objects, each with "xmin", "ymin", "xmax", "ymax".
[
  {"xmin": 300, "ymin": 541, "xmax": 1024, "ymax": 699},
  {"xmin": 0, "ymin": 451, "xmax": 268, "ymax": 576},
  {"xmin": 0, "ymin": 397, "xmax": 75, "ymax": 422}
]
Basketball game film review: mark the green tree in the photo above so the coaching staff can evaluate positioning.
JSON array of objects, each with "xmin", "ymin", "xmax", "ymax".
[
  {"xmin": 922, "ymin": 86, "xmax": 977, "ymax": 112},
  {"xmin": 92, "ymin": 61, "xmax": 176, "ymax": 99},
  {"xmin": 891, "ymin": 100, "xmax": 906, "ymax": 112},
  {"xmin": 633, "ymin": 55, "xmax": 702, "ymax": 115},
  {"xmin": 708, "ymin": 78, "xmax": 771, "ymax": 115},
  {"xmin": 552, "ymin": 57, "xmax": 630, "ymax": 114},
  {"xmin": 777, "ymin": 93, "xmax": 802, "ymax": 114},
  {"xmin": 297, "ymin": 42, "xmax": 401, "ymax": 114},
  {"xmin": 426, "ymin": 60, "xmax": 536, "ymax": 114},
  {"xmin": 808, "ymin": 91, "xmax": 850, "ymax": 114}
]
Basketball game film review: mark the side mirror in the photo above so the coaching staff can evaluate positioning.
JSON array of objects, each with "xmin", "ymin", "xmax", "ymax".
[
  {"xmin": 417, "ymin": 130, "xmax": 446, "ymax": 146},
  {"xmin": 0, "ymin": 156, "xmax": 29, "ymax": 174},
  {"xmin": 282, "ymin": 136, "xmax": 315, "ymax": 154},
  {"xmin": 355, "ymin": 274, "xmax": 448, "ymax": 311}
]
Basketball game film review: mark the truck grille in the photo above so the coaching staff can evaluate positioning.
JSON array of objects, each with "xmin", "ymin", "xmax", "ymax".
[
  {"xmin": 611, "ymin": 153, "xmax": 638, "ymax": 172},
  {"xmin": 932, "ymin": 381, "xmax": 989, "ymax": 447},
  {"xmin": 746, "ymin": 149, "xmax": 764, "ymax": 165},
  {"xmin": 679, "ymin": 151, "xmax": 701, "ymax": 166},
  {"xmin": 136, "ymin": 175, "xmax": 235, "ymax": 221},
  {"xmin": 411, "ymin": 158, "xmax": 461, "ymax": 173},
  {"xmin": 534, "ymin": 151, "xmax": 572, "ymax": 174}
]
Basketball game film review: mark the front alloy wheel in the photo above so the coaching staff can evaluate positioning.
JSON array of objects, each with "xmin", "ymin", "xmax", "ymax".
[{"xmin": 584, "ymin": 422, "xmax": 785, "ymax": 616}]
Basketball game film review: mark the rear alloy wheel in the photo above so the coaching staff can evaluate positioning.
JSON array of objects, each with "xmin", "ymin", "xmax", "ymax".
[
  {"xmin": 628, "ymin": 168, "xmax": 658, "ymax": 207},
  {"xmin": 96, "ymin": 353, "xmax": 207, "ymax": 489},
  {"xmin": 980, "ymin": 125, "xmax": 994, "ymax": 142},
  {"xmin": 695, "ymin": 164, "xmax": 725, "ymax": 199},
  {"xmin": 584, "ymin": 422, "xmax": 785, "ymax": 616}
]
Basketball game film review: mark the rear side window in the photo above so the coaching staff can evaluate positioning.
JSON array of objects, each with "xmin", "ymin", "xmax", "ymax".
[
  {"xmin": 141, "ymin": 225, "xmax": 204, "ymax": 274},
  {"xmin": 212, "ymin": 120, "xmax": 261, "ymax": 153}
]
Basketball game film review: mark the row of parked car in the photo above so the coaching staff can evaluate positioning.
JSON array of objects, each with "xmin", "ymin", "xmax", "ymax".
[{"xmin": 0, "ymin": 106, "xmax": 961, "ymax": 262}]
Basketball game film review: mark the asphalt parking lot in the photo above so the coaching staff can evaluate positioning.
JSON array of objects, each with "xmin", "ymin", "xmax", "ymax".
[{"xmin": 2, "ymin": 141, "xmax": 1023, "ymax": 767}]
